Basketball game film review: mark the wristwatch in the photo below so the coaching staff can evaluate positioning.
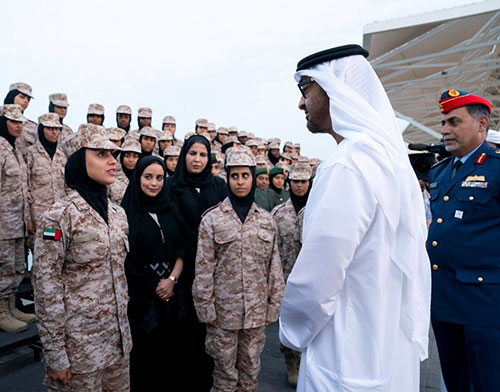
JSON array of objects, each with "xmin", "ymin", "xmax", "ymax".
[{"xmin": 168, "ymin": 275, "xmax": 178, "ymax": 284}]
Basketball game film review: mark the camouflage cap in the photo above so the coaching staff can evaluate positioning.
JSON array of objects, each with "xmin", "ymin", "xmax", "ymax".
[
  {"xmin": 309, "ymin": 158, "xmax": 321, "ymax": 166},
  {"xmin": 138, "ymin": 107, "xmax": 152, "ymax": 118},
  {"xmin": 107, "ymin": 127, "xmax": 127, "ymax": 141},
  {"xmin": 276, "ymin": 161, "xmax": 290, "ymax": 172},
  {"xmin": 255, "ymin": 156, "xmax": 267, "ymax": 165},
  {"xmin": 164, "ymin": 145, "xmax": 181, "ymax": 157},
  {"xmin": 239, "ymin": 130, "xmax": 248, "ymax": 137},
  {"xmin": 223, "ymin": 136, "xmax": 241, "ymax": 146},
  {"xmin": 184, "ymin": 132, "xmax": 195, "ymax": 140},
  {"xmin": 217, "ymin": 127, "xmax": 229, "ymax": 135},
  {"xmin": 207, "ymin": 122, "xmax": 216, "ymax": 132},
  {"xmin": 245, "ymin": 139, "xmax": 259, "ymax": 147},
  {"xmin": 199, "ymin": 132, "xmax": 211, "ymax": 141},
  {"xmin": 257, "ymin": 144, "xmax": 266, "ymax": 150},
  {"xmin": 226, "ymin": 147, "xmax": 256, "ymax": 167},
  {"xmin": 9, "ymin": 82, "xmax": 34, "ymax": 98},
  {"xmin": 116, "ymin": 105, "xmax": 132, "ymax": 115},
  {"xmin": 289, "ymin": 162, "xmax": 312, "ymax": 180},
  {"xmin": 0, "ymin": 104, "xmax": 26, "ymax": 122},
  {"xmin": 294, "ymin": 143, "xmax": 301, "ymax": 149},
  {"xmin": 280, "ymin": 152, "xmax": 292, "ymax": 160},
  {"xmin": 88, "ymin": 103, "xmax": 105, "ymax": 115},
  {"xmin": 120, "ymin": 139, "xmax": 141, "ymax": 154},
  {"xmin": 158, "ymin": 131, "xmax": 173, "ymax": 141},
  {"xmin": 290, "ymin": 152, "xmax": 299, "ymax": 160},
  {"xmin": 162, "ymin": 115, "xmax": 176, "ymax": 124},
  {"xmin": 248, "ymin": 132, "xmax": 255, "ymax": 138},
  {"xmin": 139, "ymin": 126, "xmax": 158, "ymax": 139},
  {"xmin": 297, "ymin": 155, "xmax": 309, "ymax": 163},
  {"xmin": 284, "ymin": 141, "xmax": 294, "ymax": 148},
  {"xmin": 228, "ymin": 126, "xmax": 238, "ymax": 134},
  {"xmin": 195, "ymin": 118, "xmax": 209, "ymax": 127},
  {"xmin": 49, "ymin": 93, "xmax": 69, "ymax": 107},
  {"xmin": 163, "ymin": 146, "xmax": 181, "ymax": 157},
  {"xmin": 78, "ymin": 124, "xmax": 120, "ymax": 151},
  {"xmin": 268, "ymin": 142, "xmax": 280, "ymax": 150},
  {"xmin": 38, "ymin": 113, "xmax": 62, "ymax": 128}
]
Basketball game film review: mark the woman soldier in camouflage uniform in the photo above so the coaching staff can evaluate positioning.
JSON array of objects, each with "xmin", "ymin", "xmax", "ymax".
[
  {"xmin": 193, "ymin": 147, "xmax": 285, "ymax": 392},
  {"xmin": 33, "ymin": 124, "xmax": 132, "ymax": 391},
  {"xmin": 271, "ymin": 162, "xmax": 313, "ymax": 387},
  {"xmin": 108, "ymin": 138, "xmax": 141, "ymax": 204},
  {"xmin": 25, "ymin": 113, "xmax": 68, "ymax": 251},
  {"xmin": 0, "ymin": 104, "xmax": 34, "ymax": 333}
]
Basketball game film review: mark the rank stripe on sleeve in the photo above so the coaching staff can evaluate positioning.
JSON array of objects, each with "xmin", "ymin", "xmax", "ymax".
[{"xmin": 43, "ymin": 228, "xmax": 62, "ymax": 241}]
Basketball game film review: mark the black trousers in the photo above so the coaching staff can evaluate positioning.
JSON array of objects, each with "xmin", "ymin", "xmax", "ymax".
[{"xmin": 432, "ymin": 320, "xmax": 500, "ymax": 392}]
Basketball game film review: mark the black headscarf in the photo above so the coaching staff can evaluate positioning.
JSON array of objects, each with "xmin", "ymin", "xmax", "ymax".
[
  {"xmin": 119, "ymin": 151, "xmax": 136, "ymax": 180},
  {"xmin": 290, "ymin": 179, "xmax": 312, "ymax": 214},
  {"xmin": 267, "ymin": 148, "xmax": 280, "ymax": 166},
  {"xmin": 4, "ymin": 90, "xmax": 19, "ymax": 105},
  {"xmin": 121, "ymin": 156, "xmax": 174, "ymax": 248},
  {"xmin": 0, "ymin": 117, "xmax": 16, "ymax": 149},
  {"xmin": 226, "ymin": 166, "xmax": 256, "ymax": 223},
  {"xmin": 116, "ymin": 113, "xmax": 131, "ymax": 132},
  {"xmin": 169, "ymin": 135, "xmax": 214, "ymax": 188},
  {"xmin": 38, "ymin": 123, "xmax": 58, "ymax": 159},
  {"xmin": 269, "ymin": 167, "xmax": 285, "ymax": 194},
  {"xmin": 65, "ymin": 148, "xmax": 109, "ymax": 224},
  {"xmin": 221, "ymin": 142, "xmax": 235, "ymax": 154},
  {"xmin": 86, "ymin": 114, "xmax": 104, "ymax": 125},
  {"xmin": 48, "ymin": 102, "xmax": 65, "ymax": 125},
  {"xmin": 139, "ymin": 135, "xmax": 154, "ymax": 158}
]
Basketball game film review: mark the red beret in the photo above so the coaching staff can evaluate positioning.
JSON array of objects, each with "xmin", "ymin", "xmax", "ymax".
[{"xmin": 438, "ymin": 88, "xmax": 491, "ymax": 114}]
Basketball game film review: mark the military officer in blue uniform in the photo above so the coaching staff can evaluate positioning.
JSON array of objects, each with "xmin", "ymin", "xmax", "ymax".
[{"xmin": 427, "ymin": 88, "xmax": 500, "ymax": 392}]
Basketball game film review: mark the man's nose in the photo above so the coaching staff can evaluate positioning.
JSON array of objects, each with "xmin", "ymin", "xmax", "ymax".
[{"xmin": 298, "ymin": 97, "xmax": 306, "ymax": 111}]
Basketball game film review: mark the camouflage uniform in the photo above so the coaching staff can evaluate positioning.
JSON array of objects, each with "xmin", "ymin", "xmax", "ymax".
[
  {"xmin": 193, "ymin": 197, "xmax": 285, "ymax": 392},
  {"xmin": 32, "ymin": 190, "xmax": 132, "ymax": 389},
  {"xmin": 0, "ymin": 135, "xmax": 28, "ymax": 300},
  {"xmin": 108, "ymin": 170, "xmax": 129, "ymax": 204},
  {"xmin": 25, "ymin": 142, "xmax": 67, "ymax": 249},
  {"xmin": 16, "ymin": 118, "xmax": 38, "ymax": 155}
]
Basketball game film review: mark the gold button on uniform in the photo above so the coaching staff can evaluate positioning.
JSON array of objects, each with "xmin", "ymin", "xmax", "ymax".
[
  {"xmin": 469, "ymin": 196, "xmax": 474, "ymax": 201},
  {"xmin": 432, "ymin": 264, "xmax": 438, "ymax": 271},
  {"xmin": 432, "ymin": 241, "xmax": 438, "ymax": 247},
  {"xmin": 478, "ymin": 277, "xmax": 484, "ymax": 282},
  {"xmin": 437, "ymin": 218, "xmax": 443, "ymax": 224},
  {"xmin": 443, "ymin": 196, "xmax": 450, "ymax": 201}
]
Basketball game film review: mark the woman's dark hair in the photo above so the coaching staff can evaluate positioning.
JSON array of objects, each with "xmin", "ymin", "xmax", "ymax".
[{"xmin": 4, "ymin": 90, "xmax": 20, "ymax": 105}]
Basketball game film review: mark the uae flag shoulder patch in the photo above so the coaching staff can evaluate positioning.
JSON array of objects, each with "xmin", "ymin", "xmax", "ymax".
[{"xmin": 43, "ymin": 228, "xmax": 62, "ymax": 241}]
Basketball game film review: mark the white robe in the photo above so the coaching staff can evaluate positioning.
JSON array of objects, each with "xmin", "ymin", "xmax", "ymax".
[{"xmin": 279, "ymin": 139, "xmax": 421, "ymax": 392}]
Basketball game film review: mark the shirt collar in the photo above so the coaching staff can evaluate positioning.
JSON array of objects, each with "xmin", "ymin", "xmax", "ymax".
[{"xmin": 454, "ymin": 143, "xmax": 483, "ymax": 165}]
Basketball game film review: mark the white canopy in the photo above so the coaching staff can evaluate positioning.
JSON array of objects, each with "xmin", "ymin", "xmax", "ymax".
[{"xmin": 363, "ymin": 0, "xmax": 500, "ymax": 143}]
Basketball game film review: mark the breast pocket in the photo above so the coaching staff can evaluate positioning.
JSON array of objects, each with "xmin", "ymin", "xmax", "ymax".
[
  {"xmin": 456, "ymin": 189, "xmax": 492, "ymax": 222},
  {"xmin": 254, "ymin": 228, "xmax": 274, "ymax": 261},
  {"xmin": 69, "ymin": 231, "xmax": 102, "ymax": 264}
]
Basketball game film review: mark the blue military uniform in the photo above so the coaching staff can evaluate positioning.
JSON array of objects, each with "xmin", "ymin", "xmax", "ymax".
[{"xmin": 428, "ymin": 140, "xmax": 500, "ymax": 392}]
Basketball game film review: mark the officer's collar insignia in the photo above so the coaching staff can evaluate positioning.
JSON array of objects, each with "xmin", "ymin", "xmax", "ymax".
[
  {"xmin": 475, "ymin": 153, "xmax": 487, "ymax": 165},
  {"xmin": 465, "ymin": 175, "xmax": 485, "ymax": 182},
  {"xmin": 429, "ymin": 182, "xmax": 438, "ymax": 189}
]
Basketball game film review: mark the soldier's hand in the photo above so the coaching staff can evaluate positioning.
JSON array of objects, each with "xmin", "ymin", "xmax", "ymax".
[
  {"xmin": 207, "ymin": 320, "xmax": 218, "ymax": 327},
  {"xmin": 48, "ymin": 368, "xmax": 71, "ymax": 384},
  {"xmin": 27, "ymin": 220, "xmax": 35, "ymax": 234}
]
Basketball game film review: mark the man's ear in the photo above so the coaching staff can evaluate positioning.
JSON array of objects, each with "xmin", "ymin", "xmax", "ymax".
[{"xmin": 478, "ymin": 115, "xmax": 490, "ymax": 134}]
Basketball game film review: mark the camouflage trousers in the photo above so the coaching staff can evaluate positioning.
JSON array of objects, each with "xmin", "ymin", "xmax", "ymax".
[
  {"xmin": 0, "ymin": 238, "xmax": 25, "ymax": 300},
  {"xmin": 44, "ymin": 357, "xmax": 129, "ymax": 391},
  {"xmin": 206, "ymin": 325, "xmax": 266, "ymax": 392},
  {"xmin": 280, "ymin": 344, "xmax": 301, "ymax": 373}
]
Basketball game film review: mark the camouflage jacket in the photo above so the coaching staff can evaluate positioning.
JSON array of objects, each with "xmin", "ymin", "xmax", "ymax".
[
  {"xmin": 32, "ymin": 191, "xmax": 132, "ymax": 374},
  {"xmin": 193, "ymin": 198, "xmax": 285, "ymax": 330},
  {"xmin": 25, "ymin": 142, "xmax": 68, "ymax": 226},
  {"xmin": 108, "ymin": 168, "xmax": 129, "ymax": 204},
  {"xmin": 61, "ymin": 123, "xmax": 73, "ymax": 142},
  {"xmin": 0, "ymin": 137, "xmax": 28, "ymax": 239},
  {"xmin": 15, "ymin": 118, "xmax": 37, "ymax": 155},
  {"xmin": 271, "ymin": 199, "xmax": 304, "ymax": 281}
]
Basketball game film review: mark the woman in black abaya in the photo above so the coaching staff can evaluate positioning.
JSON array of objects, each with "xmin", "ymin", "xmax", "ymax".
[{"xmin": 165, "ymin": 134, "xmax": 227, "ymax": 391}]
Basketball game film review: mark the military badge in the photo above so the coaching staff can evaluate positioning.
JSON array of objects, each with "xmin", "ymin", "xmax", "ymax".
[
  {"xmin": 43, "ymin": 228, "xmax": 62, "ymax": 241},
  {"xmin": 448, "ymin": 89, "xmax": 460, "ymax": 97}
]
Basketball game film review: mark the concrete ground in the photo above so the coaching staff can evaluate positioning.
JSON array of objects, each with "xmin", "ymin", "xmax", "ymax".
[{"xmin": 0, "ymin": 322, "xmax": 442, "ymax": 391}]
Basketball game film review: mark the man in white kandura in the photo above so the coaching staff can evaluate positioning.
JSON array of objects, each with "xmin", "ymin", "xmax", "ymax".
[{"xmin": 279, "ymin": 44, "xmax": 431, "ymax": 392}]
